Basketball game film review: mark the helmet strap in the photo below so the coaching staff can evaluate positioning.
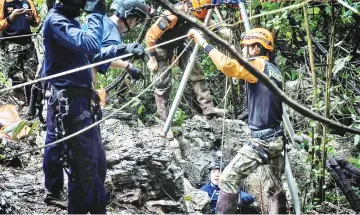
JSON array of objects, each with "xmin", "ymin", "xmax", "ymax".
[{"xmin": 121, "ymin": 17, "xmax": 131, "ymax": 34}]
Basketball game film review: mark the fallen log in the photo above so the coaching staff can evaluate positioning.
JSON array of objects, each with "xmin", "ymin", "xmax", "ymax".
[{"xmin": 326, "ymin": 157, "xmax": 360, "ymax": 212}]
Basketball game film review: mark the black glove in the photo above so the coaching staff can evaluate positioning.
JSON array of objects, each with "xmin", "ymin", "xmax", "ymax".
[
  {"xmin": 84, "ymin": 0, "xmax": 106, "ymax": 15},
  {"xmin": 126, "ymin": 63, "xmax": 144, "ymax": 81},
  {"xmin": 125, "ymin": 43, "xmax": 145, "ymax": 59},
  {"xmin": 116, "ymin": 43, "xmax": 145, "ymax": 61}
]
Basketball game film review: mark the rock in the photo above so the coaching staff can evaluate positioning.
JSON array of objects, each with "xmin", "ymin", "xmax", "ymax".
[
  {"xmin": 0, "ymin": 169, "xmax": 65, "ymax": 214},
  {"xmin": 145, "ymin": 200, "xmax": 183, "ymax": 214},
  {"xmin": 182, "ymin": 177, "xmax": 210, "ymax": 213},
  {"xmin": 103, "ymin": 119, "xmax": 185, "ymax": 211},
  {"xmin": 181, "ymin": 115, "xmax": 249, "ymax": 187}
]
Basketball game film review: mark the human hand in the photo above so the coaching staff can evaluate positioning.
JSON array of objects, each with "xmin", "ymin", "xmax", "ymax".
[
  {"xmin": 147, "ymin": 57, "xmax": 158, "ymax": 72},
  {"xmin": 25, "ymin": 10, "xmax": 34, "ymax": 21},
  {"xmin": 218, "ymin": 27, "xmax": 232, "ymax": 41},
  {"xmin": 187, "ymin": 29, "xmax": 205, "ymax": 45},
  {"xmin": 126, "ymin": 63, "xmax": 144, "ymax": 81},
  {"xmin": 9, "ymin": 9, "xmax": 26, "ymax": 21},
  {"xmin": 125, "ymin": 43, "xmax": 145, "ymax": 59}
]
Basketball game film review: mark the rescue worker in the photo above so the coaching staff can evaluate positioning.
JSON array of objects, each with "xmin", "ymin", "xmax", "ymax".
[
  {"xmin": 200, "ymin": 160, "xmax": 254, "ymax": 213},
  {"xmin": 90, "ymin": 0, "xmax": 152, "ymax": 85},
  {"xmin": 145, "ymin": 0, "xmax": 230, "ymax": 139},
  {"xmin": 0, "ymin": 0, "xmax": 40, "ymax": 104},
  {"xmin": 42, "ymin": 0, "xmax": 111, "ymax": 213},
  {"xmin": 188, "ymin": 28, "xmax": 286, "ymax": 214}
]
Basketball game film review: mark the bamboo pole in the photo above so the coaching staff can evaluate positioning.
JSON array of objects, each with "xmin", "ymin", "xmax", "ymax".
[
  {"xmin": 320, "ymin": 0, "xmax": 336, "ymax": 202},
  {"xmin": 303, "ymin": 6, "xmax": 322, "ymax": 207}
]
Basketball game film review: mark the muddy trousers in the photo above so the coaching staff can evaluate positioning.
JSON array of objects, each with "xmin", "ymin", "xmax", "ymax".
[
  {"xmin": 1, "ymin": 41, "xmax": 37, "ymax": 105},
  {"xmin": 217, "ymin": 136, "xmax": 286, "ymax": 214},
  {"xmin": 152, "ymin": 47, "xmax": 214, "ymax": 121},
  {"xmin": 43, "ymin": 96, "xmax": 107, "ymax": 214}
]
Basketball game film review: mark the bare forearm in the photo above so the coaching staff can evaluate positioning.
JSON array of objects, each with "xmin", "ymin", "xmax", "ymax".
[{"xmin": 110, "ymin": 59, "xmax": 129, "ymax": 69}]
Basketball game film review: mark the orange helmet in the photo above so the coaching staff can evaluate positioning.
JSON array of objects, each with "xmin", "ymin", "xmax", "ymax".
[
  {"xmin": 189, "ymin": 0, "xmax": 211, "ymax": 19},
  {"xmin": 241, "ymin": 28, "xmax": 274, "ymax": 51}
]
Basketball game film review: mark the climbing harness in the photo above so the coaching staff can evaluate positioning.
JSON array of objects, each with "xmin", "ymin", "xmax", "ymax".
[
  {"xmin": 250, "ymin": 126, "xmax": 283, "ymax": 140},
  {"xmin": 47, "ymin": 84, "xmax": 102, "ymax": 181},
  {"xmin": 0, "ymin": 40, "xmax": 192, "ymax": 161}
]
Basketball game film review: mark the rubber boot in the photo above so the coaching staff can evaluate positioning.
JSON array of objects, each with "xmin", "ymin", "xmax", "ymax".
[
  {"xmin": 154, "ymin": 87, "xmax": 174, "ymax": 141},
  {"xmin": 216, "ymin": 190, "xmax": 239, "ymax": 214},
  {"xmin": 268, "ymin": 191, "xmax": 287, "ymax": 214},
  {"xmin": 155, "ymin": 88, "xmax": 170, "ymax": 122},
  {"xmin": 192, "ymin": 80, "xmax": 226, "ymax": 119},
  {"xmin": 44, "ymin": 191, "xmax": 68, "ymax": 209}
]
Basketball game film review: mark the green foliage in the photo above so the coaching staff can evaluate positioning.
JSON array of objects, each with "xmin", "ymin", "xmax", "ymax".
[
  {"xmin": 172, "ymin": 108, "xmax": 188, "ymax": 127},
  {"xmin": 349, "ymin": 154, "xmax": 360, "ymax": 168},
  {"xmin": 11, "ymin": 121, "xmax": 27, "ymax": 140},
  {"xmin": 0, "ymin": 72, "xmax": 10, "ymax": 87}
]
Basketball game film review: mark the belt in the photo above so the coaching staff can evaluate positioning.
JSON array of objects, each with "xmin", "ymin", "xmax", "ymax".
[
  {"xmin": 50, "ymin": 85, "xmax": 92, "ymax": 98},
  {"xmin": 251, "ymin": 125, "xmax": 283, "ymax": 140}
]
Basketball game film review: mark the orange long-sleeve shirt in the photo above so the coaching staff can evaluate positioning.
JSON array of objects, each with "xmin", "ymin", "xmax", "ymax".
[
  {"xmin": 0, "ymin": 0, "xmax": 40, "ymax": 35},
  {"xmin": 208, "ymin": 48, "xmax": 267, "ymax": 83},
  {"xmin": 145, "ymin": 4, "xmax": 185, "ymax": 52}
]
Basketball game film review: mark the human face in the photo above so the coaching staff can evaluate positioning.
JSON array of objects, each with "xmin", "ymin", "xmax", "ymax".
[
  {"xmin": 127, "ymin": 17, "xmax": 142, "ymax": 30},
  {"xmin": 210, "ymin": 169, "xmax": 220, "ymax": 185},
  {"xmin": 241, "ymin": 45, "xmax": 258, "ymax": 57}
]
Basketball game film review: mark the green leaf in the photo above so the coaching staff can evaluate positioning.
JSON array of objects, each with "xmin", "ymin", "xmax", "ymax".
[
  {"xmin": 12, "ymin": 121, "xmax": 27, "ymax": 140},
  {"xmin": 28, "ymin": 121, "xmax": 40, "ymax": 137},
  {"xmin": 184, "ymin": 195, "xmax": 192, "ymax": 201},
  {"xmin": 354, "ymin": 135, "xmax": 360, "ymax": 145},
  {"xmin": 332, "ymin": 56, "xmax": 352, "ymax": 76},
  {"xmin": 137, "ymin": 105, "xmax": 145, "ymax": 115}
]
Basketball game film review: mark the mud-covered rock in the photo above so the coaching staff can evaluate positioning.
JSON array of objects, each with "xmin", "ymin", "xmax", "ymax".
[
  {"xmin": 0, "ymin": 169, "xmax": 65, "ymax": 214},
  {"xmin": 181, "ymin": 115, "xmax": 249, "ymax": 187},
  {"xmin": 182, "ymin": 177, "xmax": 210, "ymax": 213},
  {"xmin": 103, "ymin": 118, "xmax": 185, "ymax": 213}
]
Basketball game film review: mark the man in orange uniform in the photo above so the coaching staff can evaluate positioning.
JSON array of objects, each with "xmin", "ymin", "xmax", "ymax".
[
  {"xmin": 188, "ymin": 28, "xmax": 286, "ymax": 214},
  {"xmin": 145, "ymin": 0, "xmax": 230, "ymax": 139},
  {"xmin": 0, "ymin": 0, "xmax": 40, "ymax": 104}
]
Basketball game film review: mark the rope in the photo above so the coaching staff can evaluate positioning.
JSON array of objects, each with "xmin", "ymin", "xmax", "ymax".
[
  {"xmin": 0, "ymin": 33, "xmax": 41, "ymax": 40},
  {"xmin": 219, "ymin": 76, "xmax": 229, "ymax": 174},
  {"xmin": 0, "ymin": 18, "xmax": 231, "ymax": 94},
  {"xmin": 0, "ymin": 41, "xmax": 192, "ymax": 161},
  {"xmin": 0, "ymin": 35, "xmax": 189, "ymax": 94}
]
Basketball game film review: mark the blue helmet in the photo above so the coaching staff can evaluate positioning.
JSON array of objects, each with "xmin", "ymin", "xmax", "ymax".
[{"xmin": 110, "ymin": 0, "xmax": 151, "ymax": 20}]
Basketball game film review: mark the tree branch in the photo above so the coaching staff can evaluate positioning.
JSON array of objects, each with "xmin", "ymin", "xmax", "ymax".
[{"xmin": 156, "ymin": 0, "xmax": 360, "ymax": 135}]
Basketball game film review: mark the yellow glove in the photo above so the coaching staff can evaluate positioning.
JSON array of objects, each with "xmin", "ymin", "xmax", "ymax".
[
  {"xmin": 147, "ymin": 57, "xmax": 158, "ymax": 72},
  {"xmin": 188, "ymin": 29, "xmax": 206, "ymax": 46}
]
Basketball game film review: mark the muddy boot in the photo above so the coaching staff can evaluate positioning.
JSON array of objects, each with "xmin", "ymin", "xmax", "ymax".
[
  {"xmin": 155, "ymin": 88, "xmax": 170, "ymax": 122},
  {"xmin": 192, "ymin": 80, "xmax": 226, "ymax": 119},
  {"xmin": 268, "ymin": 191, "xmax": 287, "ymax": 214},
  {"xmin": 216, "ymin": 190, "xmax": 239, "ymax": 214},
  {"xmin": 44, "ymin": 191, "xmax": 68, "ymax": 209}
]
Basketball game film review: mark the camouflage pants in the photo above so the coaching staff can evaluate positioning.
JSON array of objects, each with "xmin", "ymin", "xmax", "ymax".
[
  {"xmin": 151, "ymin": 46, "xmax": 213, "ymax": 121},
  {"xmin": 1, "ymin": 41, "xmax": 38, "ymax": 102},
  {"xmin": 219, "ymin": 136, "xmax": 285, "ymax": 196}
]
